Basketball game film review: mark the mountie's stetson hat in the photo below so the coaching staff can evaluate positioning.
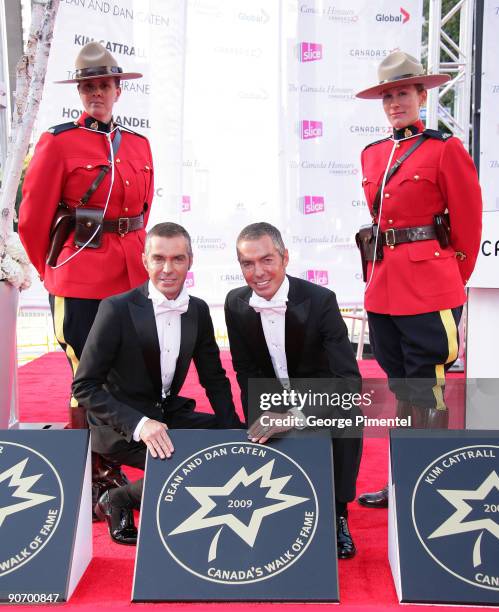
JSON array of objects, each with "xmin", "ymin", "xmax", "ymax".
[
  {"xmin": 55, "ymin": 41, "xmax": 142, "ymax": 84},
  {"xmin": 356, "ymin": 50, "xmax": 450, "ymax": 99}
]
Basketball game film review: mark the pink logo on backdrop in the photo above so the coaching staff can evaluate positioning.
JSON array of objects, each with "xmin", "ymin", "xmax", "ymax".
[
  {"xmin": 300, "ymin": 196, "xmax": 325, "ymax": 215},
  {"xmin": 301, "ymin": 120, "xmax": 323, "ymax": 140},
  {"xmin": 185, "ymin": 272, "xmax": 195, "ymax": 288},
  {"xmin": 299, "ymin": 42, "xmax": 323, "ymax": 62},
  {"xmin": 306, "ymin": 270, "xmax": 329, "ymax": 286},
  {"xmin": 181, "ymin": 195, "xmax": 191, "ymax": 212}
]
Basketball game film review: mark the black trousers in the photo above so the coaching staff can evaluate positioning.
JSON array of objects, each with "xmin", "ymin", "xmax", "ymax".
[
  {"xmin": 48, "ymin": 295, "xmax": 101, "ymax": 408},
  {"xmin": 101, "ymin": 408, "xmax": 222, "ymax": 508},
  {"xmin": 367, "ymin": 307, "xmax": 463, "ymax": 409}
]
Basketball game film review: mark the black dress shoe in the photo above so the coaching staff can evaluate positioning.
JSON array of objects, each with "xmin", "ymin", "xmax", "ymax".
[
  {"xmin": 94, "ymin": 491, "xmax": 138, "ymax": 545},
  {"xmin": 357, "ymin": 485, "xmax": 388, "ymax": 508},
  {"xmin": 336, "ymin": 516, "xmax": 356, "ymax": 559}
]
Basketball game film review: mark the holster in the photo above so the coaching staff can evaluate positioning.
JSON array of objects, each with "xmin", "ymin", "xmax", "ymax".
[
  {"xmin": 74, "ymin": 207, "xmax": 104, "ymax": 248},
  {"xmin": 46, "ymin": 203, "xmax": 75, "ymax": 266},
  {"xmin": 434, "ymin": 213, "xmax": 451, "ymax": 249},
  {"xmin": 355, "ymin": 224, "xmax": 383, "ymax": 282}
]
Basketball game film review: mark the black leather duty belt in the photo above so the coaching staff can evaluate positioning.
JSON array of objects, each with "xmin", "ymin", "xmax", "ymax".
[
  {"xmin": 103, "ymin": 214, "xmax": 144, "ymax": 236},
  {"xmin": 381, "ymin": 224, "xmax": 436, "ymax": 247}
]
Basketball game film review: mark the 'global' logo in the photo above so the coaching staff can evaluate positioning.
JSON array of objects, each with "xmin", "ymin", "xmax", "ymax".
[
  {"xmin": 299, "ymin": 196, "xmax": 325, "ymax": 215},
  {"xmin": 300, "ymin": 120, "xmax": 323, "ymax": 140},
  {"xmin": 304, "ymin": 270, "xmax": 329, "ymax": 285},
  {"xmin": 299, "ymin": 42, "xmax": 323, "ymax": 62},
  {"xmin": 185, "ymin": 271, "xmax": 195, "ymax": 288},
  {"xmin": 181, "ymin": 195, "xmax": 191, "ymax": 212},
  {"xmin": 375, "ymin": 7, "xmax": 410, "ymax": 23}
]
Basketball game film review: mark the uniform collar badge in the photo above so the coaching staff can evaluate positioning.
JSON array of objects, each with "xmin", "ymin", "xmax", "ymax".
[
  {"xmin": 393, "ymin": 124, "xmax": 420, "ymax": 140},
  {"xmin": 84, "ymin": 115, "xmax": 113, "ymax": 133}
]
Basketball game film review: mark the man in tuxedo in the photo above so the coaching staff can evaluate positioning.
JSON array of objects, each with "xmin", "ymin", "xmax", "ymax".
[
  {"xmin": 224, "ymin": 222, "xmax": 362, "ymax": 559},
  {"xmin": 73, "ymin": 222, "xmax": 241, "ymax": 545}
]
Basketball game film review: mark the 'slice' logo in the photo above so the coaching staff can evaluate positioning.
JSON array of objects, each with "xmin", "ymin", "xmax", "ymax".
[
  {"xmin": 156, "ymin": 442, "xmax": 318, "ymax": 584},
  {"xmin": 300, "ymin": 120, "xmax": 323, "ymax": 140},
  {"xmin": 299, "ymin": 42, "xmax": 323, "ymax": 62},
  {"xmin": 412, "ymin": 445, "xmax": 499, "ymax": 591},
  {"xmin": 299, "ymin": 196, "xmax": 325, "ymax": 215},
  {"xmin": 0, "ymin": 442, "xmax": 63, "ymax": 577},
  {"xmin": 305, "ymin": 270, "xmax": 329, "ymax": 285},
  {"xmin": 181, "ymin": 196, "xmax": 191, "ymax": 212},
  {"xmin": 185, "ymin": 271, "xmax": 195, "ymax": 289}
]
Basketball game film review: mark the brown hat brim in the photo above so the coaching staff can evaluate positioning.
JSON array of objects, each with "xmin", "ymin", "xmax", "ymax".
[
  {"xmin": 54, "ymin": 72, "xmax": 143, "ymax": 84},
  {"xmin": 356, "ymin": 74, "xmax": 450, "ymax": 99}
]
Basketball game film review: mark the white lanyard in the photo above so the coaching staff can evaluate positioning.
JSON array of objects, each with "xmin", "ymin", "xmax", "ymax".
[
  {"xmin": 50, "ymin": 126, "xmax": 118, "ymax": 270},
  {"xmin": 365, "ymin": 132, "xmax": 422, "ymax": 291}
]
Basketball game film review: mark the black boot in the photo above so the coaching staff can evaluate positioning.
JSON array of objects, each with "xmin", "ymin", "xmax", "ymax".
[
  {"xmin": 357, "ymin": 399, "xmax": 410, "ymax": 508},
  {"xmin": 412, "ymin": 405, "xmax": 449, "ymax": 429},
  {"xmin": 357, "ymin": 485, "xmax": 388, "ymax": 508}
]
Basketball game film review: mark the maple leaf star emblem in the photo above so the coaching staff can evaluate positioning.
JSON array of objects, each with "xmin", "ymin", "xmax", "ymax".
[
  {"xmin": 0, "ymin": 458, "xmax": 56, "ymax": 528},
  {"xmin": 168, "ymin": 459, "xmax": 308, "ymax": 561},
  {"xmin": 428, "ymin": 470, "xmax": 499, "ymax": 567}
]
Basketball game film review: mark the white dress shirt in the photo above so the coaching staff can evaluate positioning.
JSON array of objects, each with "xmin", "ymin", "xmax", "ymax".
[
  {"xmin": 133, "ymin": 281, "xmax": 190, "ymax": 441},
  {"xmin": 249, "ymin": 276, "xmax": 290, "ymax": 387}
]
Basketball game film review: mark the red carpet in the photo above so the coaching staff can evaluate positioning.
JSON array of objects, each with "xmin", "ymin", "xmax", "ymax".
[{"xmin": 16, "ymin": 352, "xmax": 481, "ymax": 610}]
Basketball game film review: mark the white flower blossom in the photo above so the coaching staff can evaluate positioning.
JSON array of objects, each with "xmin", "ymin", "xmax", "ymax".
[
  {"xmin": 0, "ymin": 232, "xmax": 32, "ymax": 290},
  {"xmin": 5, "ymin": 232, "xmax": 30, "ymax": 264}
]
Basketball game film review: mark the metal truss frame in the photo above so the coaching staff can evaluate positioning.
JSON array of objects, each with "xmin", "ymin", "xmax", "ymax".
[{"xmin": 426, "ymin": 0, "xmax": 475, "ymax": 148}]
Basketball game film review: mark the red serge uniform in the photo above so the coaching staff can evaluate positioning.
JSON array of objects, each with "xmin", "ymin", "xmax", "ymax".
[
  {"xmin": 361, "ymin": 120, "xmax": 481, "ymax": 316},
  {"xmin": 360, "ymin": 121, "xmax": 482, "ymax": 410},
  {"xmin": 19, "ymin": 112, "xmax": 154, "ymax": 299}
]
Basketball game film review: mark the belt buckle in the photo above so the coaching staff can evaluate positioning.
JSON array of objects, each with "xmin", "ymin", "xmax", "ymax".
[
  {"xmin": 118, "ymin": 217, "xmax": 130, "ymax": 237},
  {"xmin": 385, "ymin": 228, "xmax": 396, "ymax": 247}
]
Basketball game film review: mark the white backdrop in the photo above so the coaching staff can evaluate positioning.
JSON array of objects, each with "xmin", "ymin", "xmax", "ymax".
[
  {"xmin": 468, "ymin": 0, "xmax": 499, "ymax": 288},
  {"xmin": 464, "ymin": 0, "xmax": 499, "ymax": 399},
  {"xmin": 21, "ymin": 0, "xmax": 424, "ymax": 310}
]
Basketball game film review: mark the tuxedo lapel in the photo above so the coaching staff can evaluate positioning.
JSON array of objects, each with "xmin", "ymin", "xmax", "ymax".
[
  {"xmin": 170, "ymin": 300, "xmax": 198, "ymax": 394},
  {"xmin": 128, "ymin": 285, "xmax": 162, "ymax": 395},
  {"xmin": 237, "ymin": 293, "xmax": 274, "ymax": 374},
  {"xmin": 285, "ymin": 276, "xmax": 311, "ymax": 376}
]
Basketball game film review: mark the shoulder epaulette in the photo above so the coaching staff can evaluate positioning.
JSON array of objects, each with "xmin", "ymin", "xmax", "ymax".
[
  {"xmin": 423, "ymin": 128, "xmax": 452, "ymax": 141},
  {"xmin": 115, "ymin": 123, "xmax": 146, "ymax": 139},
  {"xmin": 363, "ymin": 137, "xmax": 391, "ymax": 151},
  {"xmin": 47, "ymin": 121, "xmax": 79, "ymax": 135}
]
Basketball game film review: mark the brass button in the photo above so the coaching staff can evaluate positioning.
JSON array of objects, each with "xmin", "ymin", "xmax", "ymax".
[
  {"xmin": 389, "ymin": 245, "xmax": 395, "ymax": 250},
  {"xmin": 86, "ymin": 164, "xmax": 92, "ymax": 169},
  {"xmin": 388, "ymin": 219, "xmax": 393, "ymax": 224},
  {"xmin": 145, "ymin": 165, "xmax": 150, "ymax": 171},
  {"xmin": 85, "ymin": 221, "xmax": 92, "ymax": 227},
  {"xmin": 362, "ymin": 177, "xmax": 367, "ymax": 183},
  {"xmin": 435, "ymin": 251, "xmax": 440, "ymax": 257},
  {"xmin": 384, "ymin": 193, "xmax": 390, "ymax": 198},
  {"xmin": 116, "ymin": 158, "xmax": 121, "ymax": 163},
  {"xmin": 124, "ymin": 207, "xmax": 129, "ymax": 212},
  {"xmin": 125, "ymin": 179, "xmax": 130, "ymax": 186},
  {"xmin": 414, "ymin": 174, "xmax": 420, "ymax": 180},
  {"xmin": 395, "ymin": 143, "xmax": 401, "ymax": 148}
]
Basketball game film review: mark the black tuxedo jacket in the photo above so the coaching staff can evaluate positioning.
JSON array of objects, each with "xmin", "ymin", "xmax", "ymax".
[
  {"xmin": 73, "ymin": 283, "xmax": 240, "ymax": 454},
  {"xmin": 224, "ymin": 275, "xmax": 361, "ymax": 419}
]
